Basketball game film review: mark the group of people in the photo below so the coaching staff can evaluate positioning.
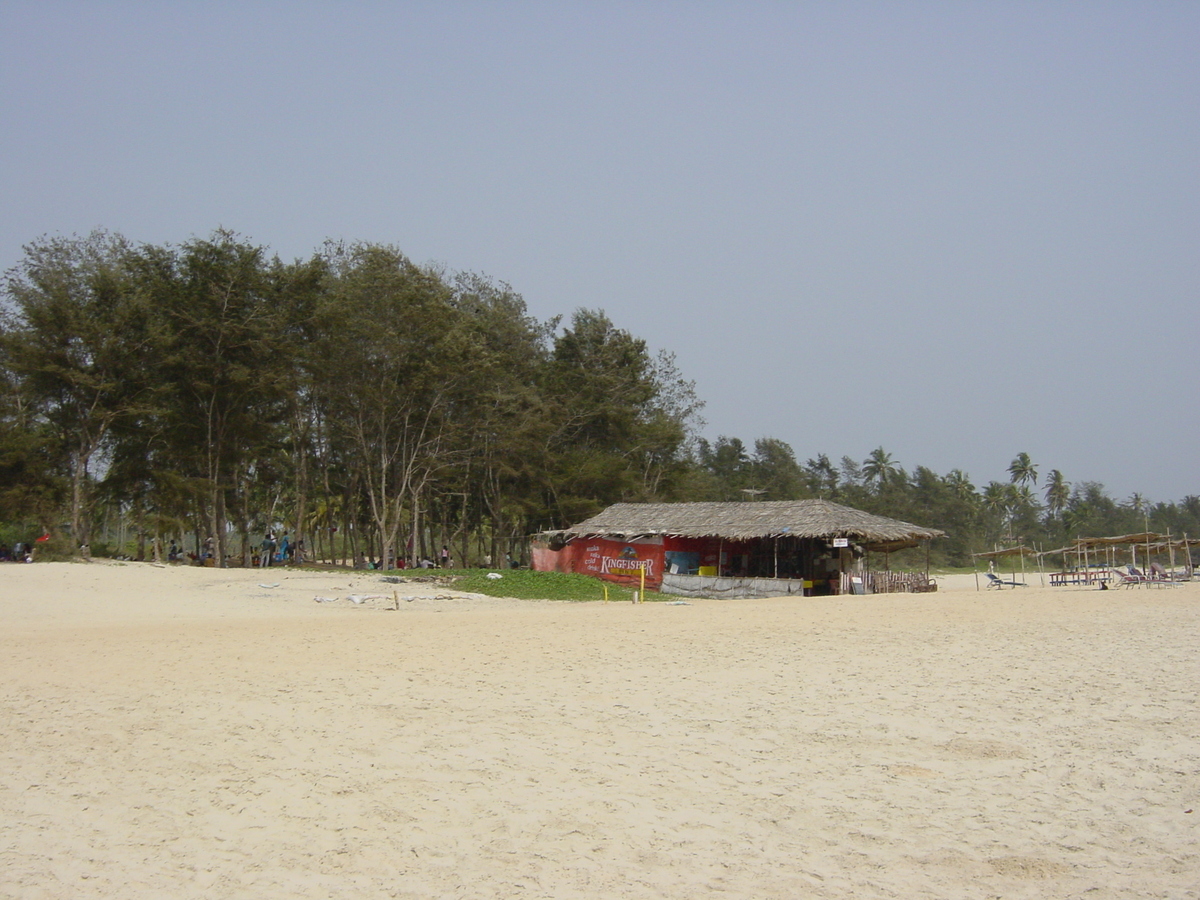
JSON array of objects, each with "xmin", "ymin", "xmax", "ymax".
[
  {"xmin": 354, "ymin": 548, "xmax": 447, "ymax": 570},
  {"xmin": 0, "ymin": 541, "xmax": 36, "ymax": 562},
  {"xmin": 350, "ymin": 548, "xmax": 524, "ymax": 570},
  {"xmin": 258, "ymin": 532, "xmax": 300, "ymax": 568}
]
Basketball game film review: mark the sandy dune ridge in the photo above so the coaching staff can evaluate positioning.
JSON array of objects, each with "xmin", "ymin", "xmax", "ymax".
[{"xmin": 2, "ymin": 561, "xmax": 1197, "ymax": 898}]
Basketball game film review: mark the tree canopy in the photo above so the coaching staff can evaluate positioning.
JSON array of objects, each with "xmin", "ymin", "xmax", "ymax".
[{"xmin": 3, "ymin": 230, "xmax": 1195, "ymax": 567}]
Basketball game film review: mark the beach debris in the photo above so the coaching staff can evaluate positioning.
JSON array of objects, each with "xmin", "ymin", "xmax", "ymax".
[
  {"xmin": 311, "ymin": 592, "xmax": 453, "ymax": 607},
  {"xmin": 380, "ymin": 576, "xmax": 406, "ymax": 584},
  {"xmin": 486, "ymin": 572, "xmax": 503, "ymax": 580},
  {"xmin": 667, "ymin": 600, "xmax": 690, "ymax": 605},
  {"xmin": 258, "ymin": 583, "xmax": 280, "ymax": 589},
  {"xmin": 347, "ymin": 594, "xmax": 389, "ymax": 605}
]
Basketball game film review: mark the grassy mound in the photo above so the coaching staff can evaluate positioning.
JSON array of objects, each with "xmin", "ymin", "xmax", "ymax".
[{"xmin": 449, "ymin": 568, "xmax": 661, "ymax": 602}]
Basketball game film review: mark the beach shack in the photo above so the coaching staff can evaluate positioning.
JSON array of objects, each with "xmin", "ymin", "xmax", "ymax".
[{"xmin": 533, "ymin": 500, "xmax": 944, "ymax": 598}]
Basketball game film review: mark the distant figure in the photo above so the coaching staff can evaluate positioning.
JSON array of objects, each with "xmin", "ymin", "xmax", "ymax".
[
  {"xmin": 440, "ymin": 545, "xmax": 450, "ymax": 568},
  {"xmin": 260, "ymin": 532, "xmax": 276, "ymax": 568},
  {"xmin": 279, "ymin": 533, "xmax": 291, "ymax": 564}
]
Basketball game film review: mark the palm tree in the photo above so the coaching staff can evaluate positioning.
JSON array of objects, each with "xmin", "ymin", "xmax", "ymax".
[
  {"xmin": 983, "ymin": 481, "xmax": 1020, "ymax": 542},
  {"xmin": 1044, "ymin": 469, "xmax": 1070, "ymax": 519},
  {"xmin": 861, "ymin": 446, "xmax": 899, "ymax": 491},
  {"xmin": 1008, "ymin": 452, "xmax": 1038, "ymax": 487},
  {"xmin": 1012, "ymin": 484, "xmax": 1038, "ymax": 512},
  {"xmin": 946, "ymin": 468, "xmax": 976, "ymax": 500},
  {"xmin": 305, "ymin": 495, "xmax": 343, "ymax": 564}
]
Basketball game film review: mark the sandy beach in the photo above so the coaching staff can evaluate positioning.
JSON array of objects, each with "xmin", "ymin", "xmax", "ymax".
[{"xmin": 2, "ymin": 561, "xmax": 1197, "ymax": 899}]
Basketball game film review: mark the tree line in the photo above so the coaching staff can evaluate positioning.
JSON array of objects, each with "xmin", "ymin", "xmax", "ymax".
[
  {"xmin": 2, "ymin": 230, "xmax": 1195, "ymax": 568},
  {"xmin": 0, "ymin": 230, "xmax": 701, "ymax": 566},
  {"xmin": 685, "ymin": 439, "xmax": 1200, "ymax": 565}
]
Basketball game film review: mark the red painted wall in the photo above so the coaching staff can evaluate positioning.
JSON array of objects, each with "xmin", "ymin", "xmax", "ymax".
[{"xmin": 533, "ymin": 537, "xmax": 665, "ymax": 589}]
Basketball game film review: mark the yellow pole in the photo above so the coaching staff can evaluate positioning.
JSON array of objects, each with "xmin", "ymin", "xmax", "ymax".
[
  {"xmin": 640, "ymin": 565, "xmax": 646, "ymax": 603},
  {"xmin": 603, "ymin": 583, "xmax": 609, "ymax": 603}
]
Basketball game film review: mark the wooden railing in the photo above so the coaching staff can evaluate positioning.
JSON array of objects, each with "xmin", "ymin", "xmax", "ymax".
[{"xmin": 857, "ymin": 571, "xmax": 937, "ymax": 594}]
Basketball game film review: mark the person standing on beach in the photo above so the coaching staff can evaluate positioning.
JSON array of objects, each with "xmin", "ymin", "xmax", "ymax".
[
  {"xmin": 441, "ymin": 545, "xmax": 450, "ymax": 568},
  {"xmin": 260, "ymin": 532, "xmax": 275, "ymax": 568}
]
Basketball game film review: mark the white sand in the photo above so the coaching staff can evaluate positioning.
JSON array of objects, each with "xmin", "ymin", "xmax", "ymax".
[{"xmin": 2, "ymin": 560, "xmax": 1197, "ymax": 898}]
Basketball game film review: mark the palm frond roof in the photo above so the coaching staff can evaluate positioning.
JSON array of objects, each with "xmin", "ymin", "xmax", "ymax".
[{"xmin": 553, "ymin": 500, "xmax": 943, "ymax": 546}]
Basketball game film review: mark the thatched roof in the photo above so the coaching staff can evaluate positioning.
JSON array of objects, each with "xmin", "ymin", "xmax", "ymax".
[
  {"xmin": 1070, "ymin": 532, "xmax": 1165, "ymax": 549},
  {"xmin": 551, "ymin": 500, "xmax": 943, "ymax": 548}
]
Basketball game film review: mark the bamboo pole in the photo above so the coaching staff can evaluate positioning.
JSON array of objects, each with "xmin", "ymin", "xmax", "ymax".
[{"xmin": 1145, "ymin": 527, "xmax": 1152, "ymax": 577}]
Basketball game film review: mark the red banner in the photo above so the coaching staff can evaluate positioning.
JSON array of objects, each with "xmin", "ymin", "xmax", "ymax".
[{"xmin": 533, "ymin": 537, "xmax": 665, "ymax": 589}]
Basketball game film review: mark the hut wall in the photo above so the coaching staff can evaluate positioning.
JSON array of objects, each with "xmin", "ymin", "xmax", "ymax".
[
  {"xmin": 531, "ymin": 541, "xmax": 575, "ymax": 574},
  {"xmin": 533, "ymin": 536, "xmax": 665, "ymax": 588}
]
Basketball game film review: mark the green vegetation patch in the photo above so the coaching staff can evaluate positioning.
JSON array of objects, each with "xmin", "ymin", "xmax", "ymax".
[{"xmin": 449, "ymin": 569, "xmax": 663, "ymax": 602}]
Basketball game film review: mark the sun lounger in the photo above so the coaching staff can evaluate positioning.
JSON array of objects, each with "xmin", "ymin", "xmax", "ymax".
[
  {"xmin": 1142, "ymin": 563, "xmax": 1178, "ymax": 587},
  {"xmin": 1110, "ymin": 569, "xmax": 1143, "ymax": 588},
  {"xmin": 985, "ymin": 572, "xmax": 1026, "ymax": 589},
  {"xmin": 1111, "ymin": 565, "xmax": 1175, "ymax": 588},
  {"xmin": 1148, "ymin": 563, "xmax": 1179, "ymax": 585}
]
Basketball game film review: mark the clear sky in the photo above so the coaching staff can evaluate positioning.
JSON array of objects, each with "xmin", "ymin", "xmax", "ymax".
[{"xmin": 3, "ymin": 2, "xmax": 1196, "ymax": 503}]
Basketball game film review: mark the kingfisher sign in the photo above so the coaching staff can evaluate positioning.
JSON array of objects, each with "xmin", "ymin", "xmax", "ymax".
[
  {"xmin": 599, "ymin": 544, "xmax": 655, "ymax": 577},
  {"xmin": 575, "ymin": 537, "xmax": 663, "ymax": 587},
  {"xmin": 530, "ymin": 535, "xmax": 666, "ymax": 588}
]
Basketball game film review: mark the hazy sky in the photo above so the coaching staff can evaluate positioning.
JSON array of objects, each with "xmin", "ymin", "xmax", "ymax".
[{"xmin": 3, "ymin": 2, "xmax": 1196, "ymax": 503}]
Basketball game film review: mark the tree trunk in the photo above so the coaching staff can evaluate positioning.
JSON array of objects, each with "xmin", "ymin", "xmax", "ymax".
[
  {"xmin": 71, "ymin": 452, "xmax": 89, "ymax": 549},
  {"xmin": 294, "ymin": 448, "xmax": 308, "ymax": 566},
  {"xmin": 214, "ymin": 483, "xmax": 228, "ymax": 567}
]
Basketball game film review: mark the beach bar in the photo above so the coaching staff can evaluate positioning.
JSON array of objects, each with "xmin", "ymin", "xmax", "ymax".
[{"xmin": 533, "ymin": 500, "xmax": 944, "ymax": 599}]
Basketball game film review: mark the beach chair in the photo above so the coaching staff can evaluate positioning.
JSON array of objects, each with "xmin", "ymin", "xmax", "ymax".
[
  {"xmin": 1110, "ymin": 568, "xmax": 1141, "ymax": 588},
  {"xmin": 1112, "ymin": 566, "xmax": 1164, "ymax": 588},
  {"xmin": 1146, "ymin": 562, "xmax": 1178, "ymax": 587},
  {"xmin": 985, "ymin": 572, "xmax": 1025, "ymax": 589}
]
